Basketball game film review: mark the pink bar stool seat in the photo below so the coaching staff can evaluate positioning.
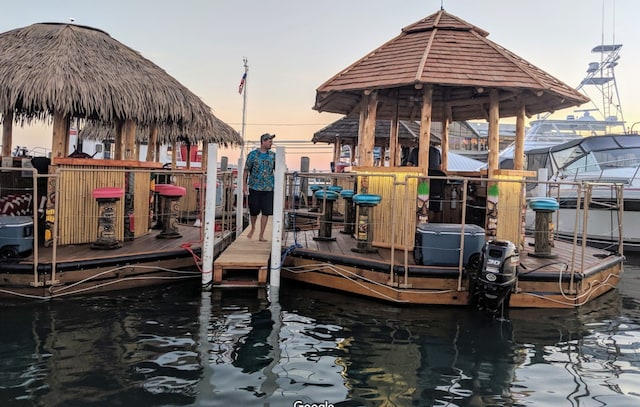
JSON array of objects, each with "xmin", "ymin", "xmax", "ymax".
[
  {"xmin": 92, "ymin": 187, "xmax": 124, "ymax": 200},
  {"xmin": 155, "ymin": 184, "xmax": 186, "ymax": 197}
]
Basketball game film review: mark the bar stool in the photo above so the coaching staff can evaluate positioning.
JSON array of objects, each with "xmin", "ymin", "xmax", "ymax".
[
  {"xmin": 528, "ymin": 197, "xmax": 559, "ymax": 258},
  {"xmin": 340, "ymin": 189, "xmax": 355, "ymax": 235},
  {"xmin": 155, "ymin": 184, "xmax": 187, "ymax": 239},
  {"xmin": 351, "ymin": 193, "xmax": 382, "ymax": 253},
  {"xmin": 91, "ymin": 187, "xmax": 124, "ymax": 250},
  {"xmin": 328, "ymin": 185, "xmax": 343, "ymax": 218},
  {"xmin": 313, "ymin": 189, "xmax": 339, "ymax": 241},
  {"xmin": 309, "ymin": 184, "xmax": 323, "ymax": 212}
]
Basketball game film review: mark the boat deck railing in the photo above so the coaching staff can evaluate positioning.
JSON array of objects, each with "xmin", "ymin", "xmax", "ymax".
[{"xmin": 0, "ymin": 164, "xmax": 239, "ymax": 288}]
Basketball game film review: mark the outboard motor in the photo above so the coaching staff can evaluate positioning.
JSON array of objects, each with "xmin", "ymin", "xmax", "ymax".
[{"xmin": 469, "ymin": 240, "xmax": 519, "ymax": 315}]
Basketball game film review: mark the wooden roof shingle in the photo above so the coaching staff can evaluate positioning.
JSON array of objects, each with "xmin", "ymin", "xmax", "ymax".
[{"xmin": 314, "ymin": 10, "xmax": 588, "ymax": 122}]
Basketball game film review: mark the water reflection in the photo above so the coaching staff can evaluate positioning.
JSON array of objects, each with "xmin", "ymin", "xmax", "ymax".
[{"xmin": 0, "ymin": 271, "xmax": 638, "ymax": 406}]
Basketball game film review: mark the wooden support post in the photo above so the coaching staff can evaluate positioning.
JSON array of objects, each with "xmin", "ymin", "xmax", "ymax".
[
  {"xmin": 419, "ymin": 85, "xmax": 433, "ymax": 171},
  {"xmin": 487, "ymin": 89, "xmax": 500, "ymax": 175},
  {"xmin": 51, "ymin": 112, "xmax": 70, "ymax": 160},
  {"xmin": 359, "ymin": 91, "xmax": 378, "ymax": 167},
  {"xmin": 122, "ymin": 119, "xmax": 137, "ymax": 160},
  {"xmin": 514, "ymin": 103, "xmax": 526, "ymax": 170},
  {"xmin": 2, "ymin": 110, "xmax": 13, "ymax": 157},
  {"xmin": 146, "ymin": 125, "xmax": 158, "ymax": 162}
]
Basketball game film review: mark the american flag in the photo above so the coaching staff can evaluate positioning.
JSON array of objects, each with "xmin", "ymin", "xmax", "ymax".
[{"xmin": 238, "ymin": 72, "xmax": 247, "ymax": 94}]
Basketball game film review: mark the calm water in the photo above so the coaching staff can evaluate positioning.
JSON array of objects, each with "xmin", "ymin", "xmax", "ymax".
[{"xmin": 1, "ymin": 258, "xmax": 640, "ymax": 407}]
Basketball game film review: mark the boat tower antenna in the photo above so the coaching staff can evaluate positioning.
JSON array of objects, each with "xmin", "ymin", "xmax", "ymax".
[
  {"xmin": 236, "ymin": 57, "xmax": 249, "ymax": 237},
  {"xmin": 578, "ymin": 0, "xmax": 625, "ymax": 132}
]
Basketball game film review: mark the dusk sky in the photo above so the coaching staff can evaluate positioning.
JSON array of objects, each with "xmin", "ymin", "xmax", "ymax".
[{"xmin": 2, "ymin": 0, "xmax": 638, "ymax": 171}]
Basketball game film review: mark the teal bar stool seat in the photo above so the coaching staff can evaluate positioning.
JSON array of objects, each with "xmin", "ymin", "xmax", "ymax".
[
  {"xmin": 314, "ymin": 189, "xmax": 339, "ymax": 241},
  {"xmin": 340, "ymin": 189, "xmax": 355, "ymax": 235},
  {"xmin": 351, "ymin": 193, "xmax": 382, "ymax": 253}
]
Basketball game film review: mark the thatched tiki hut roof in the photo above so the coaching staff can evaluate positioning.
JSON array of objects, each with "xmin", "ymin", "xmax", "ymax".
[
  {"xmin": 0, "ymin": 22, "xmax": 241, "ymax": 160},
  {"xmin": 313, "ymin": 116, "xmax": 441, "ymax": 166},
  {"xmin": 313, "ymin": 9, "xmax": 589, "ymax": 173}
]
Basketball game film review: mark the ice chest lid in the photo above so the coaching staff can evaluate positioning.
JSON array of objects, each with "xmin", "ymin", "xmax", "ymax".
[
  {"xmin": 0, "ymin": 215, "xmax": 34, "ymax": 227},
  {"xmin": 416, "ymin": 223, "xmax": 485, "ymax": 236}
]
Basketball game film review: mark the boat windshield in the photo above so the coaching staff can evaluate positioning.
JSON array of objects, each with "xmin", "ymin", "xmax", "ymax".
[{"xmin": 560, "ymin": 147, "xmax": 640, "ymax": 178}]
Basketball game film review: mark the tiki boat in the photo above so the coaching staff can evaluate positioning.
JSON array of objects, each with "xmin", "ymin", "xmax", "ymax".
[
  {"xmin": 0, "ymin": 157, "xmax": 237, "ymax": 300},
  {"xmin": 0, "ymin": 22, "xmax": 242, "ymax": 299},
  {"xmin": 278, "ymin": 170, "xmax": 624, "ymax": 310},
  {"xmin": 269, "ymin": 9, "xmax": 625, "ymax": 311}
]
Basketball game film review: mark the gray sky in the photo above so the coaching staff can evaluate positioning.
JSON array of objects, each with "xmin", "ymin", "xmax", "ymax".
[{"xmin": 2, "ymin": 0, "xmax": 637, "ymax": 170}]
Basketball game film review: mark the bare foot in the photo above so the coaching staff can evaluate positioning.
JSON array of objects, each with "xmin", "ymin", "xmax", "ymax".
[
  {"xmin": 247, "ymin": 229, "xmax": 254, "ymax": 239},
  {"xmin": 258, "ymin": 236, "xmax": 267, "ymax": 242}
]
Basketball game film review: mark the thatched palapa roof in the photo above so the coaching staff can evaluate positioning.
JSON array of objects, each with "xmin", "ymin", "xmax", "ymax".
[{"xmin": 0, "ymin": 22, "xmax": 241, "ymax": 146}]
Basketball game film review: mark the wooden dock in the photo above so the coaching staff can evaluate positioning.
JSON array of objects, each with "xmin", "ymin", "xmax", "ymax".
[{"xmin": 212, "ymin": 219, "xmax": 273, "ymax": 287}]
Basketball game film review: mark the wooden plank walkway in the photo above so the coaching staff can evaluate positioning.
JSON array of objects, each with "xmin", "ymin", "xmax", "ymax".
[{"xmin": 213, "ymin": 218, "xmax": 273, "ymax": 286}]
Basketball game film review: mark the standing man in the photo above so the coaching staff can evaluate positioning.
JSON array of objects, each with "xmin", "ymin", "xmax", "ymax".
[{"xmin": 243, "ymin": 133, "xmax": 276, "ymax": 241}]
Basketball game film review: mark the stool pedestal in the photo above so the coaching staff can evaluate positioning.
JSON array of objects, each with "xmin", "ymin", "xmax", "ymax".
[
  {"xmin": 528, "ymin": 197, "xmax": 559, "ymax": 258},
  {"xmin": 91, "ymin": 187, "xmax": 124, "ymax": 250},
  {"xmin": 309, "ymin": 184, "xmax": 322, "ymax": 212},
  {"xmin": 351, "ymin": 194, "xmax": 382, "ymax": 254},
  {"xmin": 340, "ymin": 189, "xmax": 355, "ymax": 235},
  {"xmin": 155, "ymin": 184, "xmax": 187, "ymax": 239},
  {"xmin": 313, "ymin": 190, "xmax": 338, "ymax": 241}
]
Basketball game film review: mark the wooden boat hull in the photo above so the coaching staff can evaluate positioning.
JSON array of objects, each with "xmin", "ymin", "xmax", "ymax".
[{"xmin": 0, "ymin": 227, "xmax": 235, "ymax": 300}]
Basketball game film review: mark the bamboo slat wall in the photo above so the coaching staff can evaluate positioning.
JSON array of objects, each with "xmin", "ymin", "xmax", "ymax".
[
  {"xmin": 57, "ymin": 166, "xmax": 125, "ymax": 245},
  {"xmin": 495, "ymin": 174, "xmax": 527, "ymax": 248},
  {"xmin": 132, "ymin": 171, "xmax": 151, "ymax": 237},
  {"xmin": 355, "ymin": 167, "xmax": 421, "ymax": 250}
]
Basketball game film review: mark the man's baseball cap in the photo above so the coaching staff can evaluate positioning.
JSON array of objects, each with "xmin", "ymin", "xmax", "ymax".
[{"xmin": 260, "ymin": 133, "xmax": 275, "ymax": 142}]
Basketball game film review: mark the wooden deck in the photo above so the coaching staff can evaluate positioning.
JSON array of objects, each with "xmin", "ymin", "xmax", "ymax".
[
  {"xmin": 282, "ymin": 225, "xmax": 614, "ymax": 272},
  {"xmin": 212, "ymin": 219, "xmax": 273, "ymax": 287},
  {"xmin": 279, "ymin": 223, "xmax": 624, "ymax": 308},
  {"xmin": 25, "ymin": 223, "xmax": 207, "ymax": 265}
]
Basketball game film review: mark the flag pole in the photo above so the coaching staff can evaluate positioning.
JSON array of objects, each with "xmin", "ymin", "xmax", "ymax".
[{"xmin": 236, "ymin": 58, "xmax": 249, "ymax": 238}]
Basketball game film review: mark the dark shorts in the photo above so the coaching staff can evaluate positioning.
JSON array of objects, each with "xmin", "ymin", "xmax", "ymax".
[{"xmin": 248, "ymin": 189, "xmax": 274, "ymax": 216}]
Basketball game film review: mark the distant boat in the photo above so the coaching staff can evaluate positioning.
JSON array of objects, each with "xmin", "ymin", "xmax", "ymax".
[
  {"xmin": 525, "ymin": 134, "xmax": 640, "ymax": 251},
  {"xmin": 498, "ymin": 43, "xmax": 627, "ymax": 169}
]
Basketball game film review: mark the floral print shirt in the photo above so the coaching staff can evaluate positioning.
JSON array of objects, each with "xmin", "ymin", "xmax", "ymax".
[{"xmin": 245, "ymin": 149, "xmax": 275, "ymax": 191}]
